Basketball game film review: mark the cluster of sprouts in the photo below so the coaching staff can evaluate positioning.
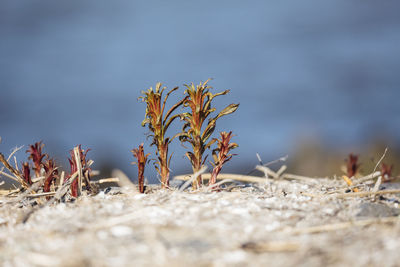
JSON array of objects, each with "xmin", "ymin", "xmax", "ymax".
[{"xmin": 133, "ymin": 79, "xmax": 239, "ymax": 191}]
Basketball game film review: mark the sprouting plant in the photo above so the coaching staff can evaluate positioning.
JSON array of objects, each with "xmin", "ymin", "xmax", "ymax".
[
  {"xmin": 21, "ymin": 162, "xmax": 32, "ymax": 186},
  {"xmin": 179, "ymin": 79, "xmax": 239, "ymax": 189},
  {"xmin": 65, "ymin": 145, "xmax": 92, "ymax": 197},
  {"xmin": 27, "ymin": 141, "xmax": 46, "ymax": 178},
  {"xmin": 342, "ymin": 153, "xmax": 360, "ymax": 192},
  {"xmin": 381, "ymin": 163, "xmax": 393, "ymax": 183},
  {"xmin": 209, "ymin": 131, "xmax": 238, "ymax": 186},
  {"xmin": 43, "ymin": 159, "xmax": 58, "ymax": 198},
  {"xmin": 131, "ymin": 144, "xmax": 150, "ymax": 193},
  {"xmin": 140, "ymin": 83, "xmax": 185, "ymax": 188},
  {"xmin": 346, "ymin": 153, "xmax": 359, "ymax": 178}
]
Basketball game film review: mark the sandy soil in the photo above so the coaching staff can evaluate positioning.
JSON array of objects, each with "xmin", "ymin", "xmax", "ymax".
[{"xmin": 1, "ymin": 178, "xmax": 400, "ymax": 267}]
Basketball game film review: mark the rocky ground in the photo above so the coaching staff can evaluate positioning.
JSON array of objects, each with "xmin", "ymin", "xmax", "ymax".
[{"xmin": 1, "ymin": 177, "xmax": 400, "ymax": 267}]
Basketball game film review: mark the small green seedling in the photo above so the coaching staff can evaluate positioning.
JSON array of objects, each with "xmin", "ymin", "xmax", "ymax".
[{"xmin": 179, "ymin": 79, "xmax": 239, "ymax": 189}]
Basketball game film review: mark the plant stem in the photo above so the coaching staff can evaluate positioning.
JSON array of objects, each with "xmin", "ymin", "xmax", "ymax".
[{"xmin": 192, "ymin": 147, "xmax": 203, "ymax": 189}]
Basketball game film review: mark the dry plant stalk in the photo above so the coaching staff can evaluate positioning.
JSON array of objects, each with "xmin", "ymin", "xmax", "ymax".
[
  {"xmin": 0, "ymin": 153, "xmax": 30, "ymax": 188},
  {"xmin": 65, "ymin": 145, "xmax": 92, "ymax": 197},
  {"xmin": 179, "ymin": 79, "xmax": 239, "ymax": 189},
  {"xmin": 209, "ymin": 131, "xmax": 238, "ymax": 186},
  {"xmin": 140, "ymin": 83, "xmax": 185, "ymax": 188},
  {"xmin": 131, "ymin": 144, "xmax": 150, "ymax": 193}
]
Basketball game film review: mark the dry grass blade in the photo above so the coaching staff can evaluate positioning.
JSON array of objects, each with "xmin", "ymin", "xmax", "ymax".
[
  {"xmin": 352, "ymin": 171, "xmax": 381, "ymax": 185},
  {"xmin": 0, "ymin": 153, "xmax": 28, "ymax": 188},
  {"xmin": 91, "ymin": 178, "xmax": 120, "ymax": 184},
  {"xmin": 373, "ymin": 147, "xmax": 388, "ymax": 174},
  {"xmin": 73, "ymin": 146, "xmax": 83, "ymax": 197},
  {"xmin": 24, "ymin": 192, "xmax": 56, "ymax": 198},
  {"xmin": 256, "ymin": 165, "xmax": 278, "ymax": 179},
  {"xmin": 179, "ymin": 166, "xmax": 208, "ymax": 192},
  {"xmin": 0, "ymin": 170, "xmax": 22, "ymax": 184},
  {"xmin": 0, "ymin": 145, "xmax": 24, "ymax": 173}
]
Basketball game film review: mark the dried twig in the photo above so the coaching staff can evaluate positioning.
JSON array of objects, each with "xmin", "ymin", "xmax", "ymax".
[
  {"xmin": 256, "ymin": 165, "xmax": 277, "ymax": 179},
  {"xmin": 24, "ymin": 192, "xmax": 56, "ymax": 198},
  {"xmin": 351, "ymin": 171, "xmax": 381, "ymax": 185},
  {"xmin": 73, "ymin": 147, "xmax": 83, "ymax": 197},
  {"xmin": 91, "ymin": 178, "xmax": 120, "ymax": 184},
  {"xmin": 0, "ymin": 170, "xmax": 22, "ymax": 184},
  {"xmin": 0, "ymin": 153, "xmax": 28, "ymax": 188},
  {"xmin": 0, "ymin": 145, "xmax": 24, "ymax": 173},
  {"xmin": 373, "ymin": 148, "xmax": 388, "ymax": 174}
]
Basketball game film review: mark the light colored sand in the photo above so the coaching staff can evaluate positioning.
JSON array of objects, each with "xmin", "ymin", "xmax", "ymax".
[{"xmin": 1, "ymin": 178, "xmax": 400, "ymax": 266}]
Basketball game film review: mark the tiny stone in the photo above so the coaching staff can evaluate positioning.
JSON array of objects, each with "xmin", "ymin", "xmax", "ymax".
[{"xmin": 356, "ymin": 203, "xmax": 400, "ymax": 218}]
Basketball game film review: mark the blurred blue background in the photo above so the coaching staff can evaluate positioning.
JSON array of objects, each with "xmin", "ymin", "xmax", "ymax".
[{"xmin": 1, "ymin": 0, "xmax": 400, "ymax": 182}]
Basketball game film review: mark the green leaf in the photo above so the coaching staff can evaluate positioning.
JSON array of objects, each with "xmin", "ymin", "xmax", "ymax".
[
  {"xmin": 161, "ymin": 86, "xmax": 181, "ymax": 118},
  {"xmin": 141, "ymin": 118, "xmax": 150, "ymax": 127},
  {"xmin": 168, "ymin": 152, "xmax": 174, "ymax": 167},
  {"xmin": 204, "ymin": 138, "xmax": 217, "ymax": 151},
  {"xmin": 202, "ymin": 123, "xmax": 216, "ymax": 143},
  {"xmin": 163, "ymin": 114, "xmax": 181, "ymax": 134},
  {"xmin": 217, "ymin": 103, "xmax": 239, "ymax": 118},
  {"xmin": 186, "ymin": 152, "xmax": 196, "ymax": 166}
]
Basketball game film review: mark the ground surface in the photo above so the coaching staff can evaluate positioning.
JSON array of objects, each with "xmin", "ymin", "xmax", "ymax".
[{"xmin": 1, "ymin": 178, "xmax": 400, "ymax": 267}]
